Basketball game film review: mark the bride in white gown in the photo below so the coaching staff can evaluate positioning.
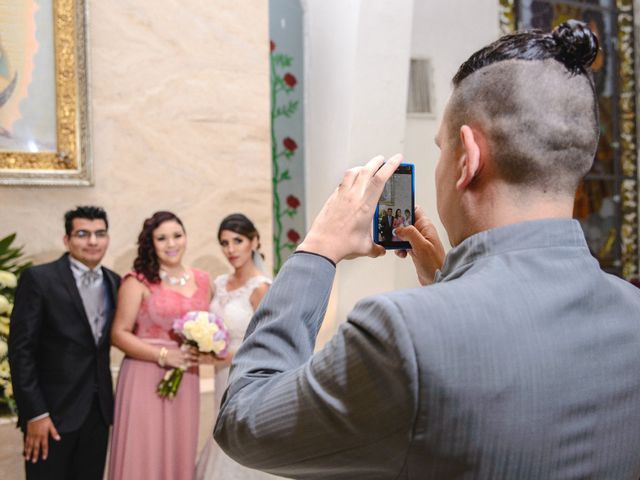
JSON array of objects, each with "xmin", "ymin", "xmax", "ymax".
[{"xmin": 196, "ymin": 214, "xmax": 282, "ymax": 480}]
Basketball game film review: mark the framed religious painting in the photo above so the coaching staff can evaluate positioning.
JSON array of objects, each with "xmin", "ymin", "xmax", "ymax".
[
  {"xmin": 0, "ymin": 0, "xmax": 92, "ymax": 186},
  {"xmin": 499, "ymin": 0, "xmax": 639, "ymax": 280}
]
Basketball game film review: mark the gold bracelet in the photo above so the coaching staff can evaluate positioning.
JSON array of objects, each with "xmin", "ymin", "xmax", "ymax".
[{"xmin": 157, "ymin": 347, "xmax": 168, "ymax": 367}]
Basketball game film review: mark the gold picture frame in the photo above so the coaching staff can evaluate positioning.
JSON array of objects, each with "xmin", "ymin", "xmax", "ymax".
[{"xmin": 0, "ymin": 0, "xmax": 91, "ymax": 186}]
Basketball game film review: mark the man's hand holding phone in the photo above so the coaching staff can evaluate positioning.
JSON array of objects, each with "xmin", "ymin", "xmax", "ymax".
[
  {"xmin": 395, "ymin": 206, "xmax": 446, "ymax": 285},
  {"xmin": 296, "ymin": 154, "xmax": 403, "ymax": 264}
]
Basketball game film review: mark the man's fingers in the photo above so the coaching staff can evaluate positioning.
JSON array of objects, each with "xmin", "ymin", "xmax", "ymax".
[
  {"xmin": 349, "ymin": 155, "xmax": 384, "ymax": 191},
  {"xmin": 24, "ymin": 437, "xmax": 32, "ymax": 460},
  {"xmin": 363, "ymin": 154, "xmax": 403, "ymax": 203},
  {"xmin": 413, "ymin": 212, "xmax": 440, "ymax": 241},
  {"xmin": 41, "ymin": 438, "xmax": 48, "ymax": 461},
  {"xmin": 360, "ymin": 155, "xmax": 386, "ymax": 180},
  {"xmin": 396, "ymin": 225, "xmax": 429, "ymax": 249},
  {"xmin": 379, "ymin": 153, "xmax": 403, "ymax": 177},
  {"xmin": 413, "ymin": 206, "xmax": 431, "ymax": 231},
  {"xmin": 50, "ymin": 424, "xmax": 61, "ymax": 441},
  {"xmin": 339, "ymin": 166, "xmax": 362, "ymax": 190},
  {"xmin": 369, "ymin": 244, "xmax": 387, "ymax": 258},
  {"xmin": 31, "ymin": 440, "xmax": 40, "ymax": 463},
  {"xmin": 395, "ymin": 249, "xmax": 408, "ymax": 259}
]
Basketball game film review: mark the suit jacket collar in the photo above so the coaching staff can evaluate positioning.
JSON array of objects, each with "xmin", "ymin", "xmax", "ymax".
[
  {"xmin": 99, "ymin": 266, "xmax": 119, "ymax": 347},
  {"xmin": 436, "ymin": 219, "xmax": 589, "ymax": 282},
  {"xmin": 56, "ymin": 253, "xmax": 116, "ymax": 346},
  {"xmin": 57, "ymin": 253, "xmax": 90, "ymax": 325}
]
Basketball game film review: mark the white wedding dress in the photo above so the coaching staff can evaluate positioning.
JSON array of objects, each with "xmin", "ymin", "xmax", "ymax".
[{"xmin": 195, "ymin": 274, "xmax": 282, "ymax": 480}]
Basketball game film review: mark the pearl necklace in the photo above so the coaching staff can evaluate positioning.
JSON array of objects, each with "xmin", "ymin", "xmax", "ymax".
[{"xmin": 159, "ymin": 269, "xmax": 190, "ymax": 286}]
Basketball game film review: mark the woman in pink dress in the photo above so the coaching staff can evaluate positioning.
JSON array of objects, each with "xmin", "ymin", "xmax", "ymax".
[{"xmin": 109, "ymin": 211, "xmax": 211, "ymax": 480}]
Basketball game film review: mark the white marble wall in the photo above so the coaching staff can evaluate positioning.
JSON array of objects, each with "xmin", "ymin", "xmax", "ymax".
[{"xmin": 0, "ymin": 0, "xmax": 272, "ymax": 277}]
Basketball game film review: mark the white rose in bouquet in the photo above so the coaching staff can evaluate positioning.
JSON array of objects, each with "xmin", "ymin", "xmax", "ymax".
[
  {"xmin": 0, "ymin": 295, "xmax": 10, "ymax": 315},
  {"xmin": 156, "ymin": 311, "xmax": 230, "ymax": 399},
  {"xmin": 0, "ymin": 271, "xmax": 17, "ymax": 289}
]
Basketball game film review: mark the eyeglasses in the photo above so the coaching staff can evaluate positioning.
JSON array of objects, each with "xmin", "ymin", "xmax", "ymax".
[{"xmin": 71, "ymin": 230, "xmax": 109, "ymax": 239}]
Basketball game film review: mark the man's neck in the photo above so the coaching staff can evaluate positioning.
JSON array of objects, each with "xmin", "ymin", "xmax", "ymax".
[
  {"xmin": 68, "ymin": 254, "xmax": 100, "ymax": 271},
  {"xmin": 453, "ymin": 188, "xmax": 575, "ymax": 246}
]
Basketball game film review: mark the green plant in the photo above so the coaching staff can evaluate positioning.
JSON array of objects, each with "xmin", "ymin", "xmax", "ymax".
[{"xmin": 0, "ymin": 233, "xmax": 31, "ymax": 416}]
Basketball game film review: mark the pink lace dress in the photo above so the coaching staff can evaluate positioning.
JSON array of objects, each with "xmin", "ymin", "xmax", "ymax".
[{"xmin": 108, "ymin": 269, "xmax": 210, "ymax": 480}]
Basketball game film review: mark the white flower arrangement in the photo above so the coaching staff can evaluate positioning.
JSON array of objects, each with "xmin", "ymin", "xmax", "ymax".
[
  {"xmin": 0, "ymin": 233, "xmax": 31, "ymax": 416},
  {"xmin": 0, "ymin": 271, "xmax": 17, "ymax": 289},
  {"xmin": 156, "ymin": 311, "xmax": 229, "ymax": 399},
  {"xmin": 182, "ymin": 311, "xmax": 228, "ymax": 354},
  {"xmin": 0, "ymin": 294, "xmax": 10, "ymax": 315}
]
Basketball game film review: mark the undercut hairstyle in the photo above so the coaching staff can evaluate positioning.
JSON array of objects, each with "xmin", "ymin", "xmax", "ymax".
[
  {"xmin": 133, "ymin": 211, "xmax": 185, "ymax": 283},
  {"xmin": 64, "ymin": 206, "xmax": 109, "ymax": 235},
  {"xmin": 448, "ymin": 19, "xmax": 600, "ymax": 194}
]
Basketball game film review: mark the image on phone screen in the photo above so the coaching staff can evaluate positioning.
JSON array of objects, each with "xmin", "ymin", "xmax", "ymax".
[{"xmin": 373, "ymin": 163, "xmax": 415, "ymax": 250}]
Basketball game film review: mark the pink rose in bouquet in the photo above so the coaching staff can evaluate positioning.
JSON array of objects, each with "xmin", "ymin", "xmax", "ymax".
[{"xmin": 156, "ymin": 311, "xmax": 229, "ymax": 399}]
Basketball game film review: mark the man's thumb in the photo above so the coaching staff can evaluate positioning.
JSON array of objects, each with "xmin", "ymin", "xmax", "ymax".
[
  {"xmin": 396, "ymin": 226, "xmax": 426, "ymax": 247},
  {"xmin": 50, "ymin": 424, "xmax": 61, "ymax": 441}
]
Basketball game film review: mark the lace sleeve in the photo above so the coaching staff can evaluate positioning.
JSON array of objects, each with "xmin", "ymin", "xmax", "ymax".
[{"xmin": 246, "ymin": 275, "xmax": 272, "ymax": 292}]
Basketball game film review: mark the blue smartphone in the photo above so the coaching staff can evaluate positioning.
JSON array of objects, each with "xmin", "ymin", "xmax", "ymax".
[{"xmin": 373, "ymin": 163, "xmax": 415, "ymax": 249}]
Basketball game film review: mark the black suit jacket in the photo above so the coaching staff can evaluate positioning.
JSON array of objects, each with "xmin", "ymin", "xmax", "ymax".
[
  {"xmin": 8, "ymin": 254, "xmax": 120, "ymax": 432},
  {"xmin": 380, "ymin": 215, "xmax": 393, "ymax": 241}
]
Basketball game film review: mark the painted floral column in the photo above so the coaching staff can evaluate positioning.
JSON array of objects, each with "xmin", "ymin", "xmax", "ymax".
[{"xmin": 269, "ymin": 0, "xmax": 305, "ymax": 274}]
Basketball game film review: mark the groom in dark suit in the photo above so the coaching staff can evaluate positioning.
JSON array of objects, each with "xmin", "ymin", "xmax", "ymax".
[
  {"xmin": 380, "ymin": 207, "xmax": 394, "ymax": 242},
  {"xmin": 9, "ymin": 206, "xmax": 120, "ymax": 480}
]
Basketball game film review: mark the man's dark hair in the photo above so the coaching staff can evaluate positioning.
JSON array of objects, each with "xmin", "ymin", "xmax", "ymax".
[
  {"xmin": 447, "ymin": 20, "xmax": 600, "ymax": 194},
  {"xmin": 64, "ymin": 206, "xmax": 109, "ymax": 235},
  {"xmin": 453, "ymin": 20, "xmax": 598, "ymax": 85}
]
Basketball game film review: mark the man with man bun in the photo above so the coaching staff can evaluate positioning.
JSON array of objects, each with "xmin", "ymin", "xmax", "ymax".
[{"xmin": 215, "ymin": 21, "xmax": 640, "ymax": 479}]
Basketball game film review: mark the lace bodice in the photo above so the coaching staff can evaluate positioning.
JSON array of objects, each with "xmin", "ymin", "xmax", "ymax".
[{"xmin": 209, "ymin": 274, "xmax": 271, "ymax": 352}]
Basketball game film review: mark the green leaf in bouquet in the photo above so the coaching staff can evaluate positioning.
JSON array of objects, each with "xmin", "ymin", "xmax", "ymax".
[{"xmin": 0, "ymin": 234, "xmax": 17, "ymax": 253}]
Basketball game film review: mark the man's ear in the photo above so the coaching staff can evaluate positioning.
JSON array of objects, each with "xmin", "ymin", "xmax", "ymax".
[
  {"xmin": 63, "ymin": 235, "xmax": 70, "ymax": 249},
  {"xmin": 456, "ymin": 125, "xmax": 483, "ymax": 190}
]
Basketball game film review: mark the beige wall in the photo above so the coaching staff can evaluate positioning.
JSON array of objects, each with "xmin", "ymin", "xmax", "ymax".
[{"xmin": 0, "ymin": 0, "xmax": 272, "ymax": 277}]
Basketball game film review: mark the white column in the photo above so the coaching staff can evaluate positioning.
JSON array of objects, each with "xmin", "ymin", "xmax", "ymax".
[{"xmin": 303, "ymin": 0, "xmax": 415, "ymax": 341}]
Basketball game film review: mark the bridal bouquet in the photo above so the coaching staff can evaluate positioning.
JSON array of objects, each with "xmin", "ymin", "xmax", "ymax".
[{"xmin": 156, "ymin": 311, "xmax": 229, "ymax": 399}]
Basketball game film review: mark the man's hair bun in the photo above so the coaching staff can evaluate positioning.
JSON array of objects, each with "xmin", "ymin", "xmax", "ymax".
[{"xmin": 551, "ymin": 19, "xmax": 599, "ymax": 73}]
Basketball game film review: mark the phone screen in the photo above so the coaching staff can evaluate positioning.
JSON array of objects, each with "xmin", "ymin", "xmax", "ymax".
[{"xmin": 373, "ymin": 163, "xmax": 415, "ymax": 249}]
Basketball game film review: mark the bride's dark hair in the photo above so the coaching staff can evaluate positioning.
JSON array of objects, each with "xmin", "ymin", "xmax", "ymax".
[
  {"xmin": 218, "ymin": 213, "xmax": 263, "ymax": 259},
  {"xmin": 134, "ymin": 211, "xmax": 185, "ymax": 283}
]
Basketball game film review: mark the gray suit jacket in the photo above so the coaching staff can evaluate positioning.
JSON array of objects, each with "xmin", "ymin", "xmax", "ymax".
[{"xmin": 214, "ymin": 219, "xmax": 640, "ymax": 479}]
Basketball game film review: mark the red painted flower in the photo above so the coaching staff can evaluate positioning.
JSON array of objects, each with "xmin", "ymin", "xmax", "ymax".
[
  {"xmin": 286, "ymin": 195, "xmax": 301, "ymax": 209},
  {"xmin": 270, "ymin": 40, "xmax": 276, "ymax": 52},
  {"xmin": 283, "ymin": 137, "xmax": 297, "ymax": 152},
  {"xmin": 283, "ymin": 73, "xmax": 297, "ymax": 88},
  {"xmin": 287, "ymin": 229, "xmax": 301, "ymax": 243}
]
